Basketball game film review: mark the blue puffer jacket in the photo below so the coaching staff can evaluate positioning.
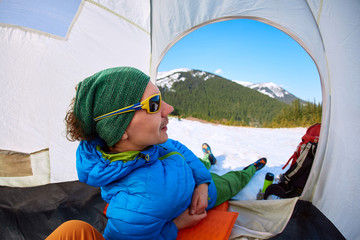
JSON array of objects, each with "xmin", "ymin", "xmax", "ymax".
[{"xmin": 76, "ymin": 138, "xmax": 217, "ymax": 240}]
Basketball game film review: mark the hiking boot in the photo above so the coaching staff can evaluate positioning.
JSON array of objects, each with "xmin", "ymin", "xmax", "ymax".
[
  {"xmin": 244, "ymin": 158, "xmax": 267, "ymax": 171},
  {"xmin": 208, "ymin": 154, "xmax": 217, "ymax": 165},
  {"xmin": 202, "ymin": 143, "xmax": 217, "ymax": 165}
]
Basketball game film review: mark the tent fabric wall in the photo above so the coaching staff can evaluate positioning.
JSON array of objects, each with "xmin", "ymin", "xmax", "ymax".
[
  {"xmin": 307, "ymin": 1, "xmax": 360, "ymax": 239},
  {"xmin": 0, "ymin": 0, "xmax": 359, "ymax": 239},
  {"xmin": 0, "ymin": 0, "xmax": 151, "ymax": 183}
]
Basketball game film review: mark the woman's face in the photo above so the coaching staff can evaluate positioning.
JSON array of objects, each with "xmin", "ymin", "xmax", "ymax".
[{"xmin": 123, "ymin": 81, "xmax": 174, "ymax": 151}]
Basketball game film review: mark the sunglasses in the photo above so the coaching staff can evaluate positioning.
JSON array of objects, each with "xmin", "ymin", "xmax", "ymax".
[{"xmin": 94, "ymin": 93, "xmax": 162, "ymax": 122}]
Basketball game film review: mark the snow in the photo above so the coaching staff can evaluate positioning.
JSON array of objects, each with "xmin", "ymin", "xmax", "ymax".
[
  {"xmin": 250, "ymin": 82, "xmax": 287, "ymax": 98},
  {"xmin": 232, "ymin": 80, "xmax": 253, "ymax": 87},
  {"xmin": 191, "ymin": 71, "xmax": 215, "ymax": 80},
  {"xmin": 156, "ymin": 73, "xmax": 185, "ymax": 90},
  {"xmin": 167, "ymin": 117, "xmax": 306, "ymax": 201},
  {"xmin": 157, "ymin": 68, "xmax": 191, "ymax": 79},
  {"xmin": 233, "ymin": 80, "xmax": 290, "ymax": 99},
  {"xmin": 156, "ymin": 69, "xmax": 191, "ymax": 89},
  {"xmin": 259, "ymin": 89, "xmax": 276, "ymax": 98},
  {"xmin": 156, "ymin": 69, "xmax": 217, "ymax": 89}
]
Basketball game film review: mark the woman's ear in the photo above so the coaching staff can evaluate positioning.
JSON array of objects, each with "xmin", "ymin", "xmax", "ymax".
[{"xmin": 121, "ymin": 131, "xmax": 128, "ymax": 140}]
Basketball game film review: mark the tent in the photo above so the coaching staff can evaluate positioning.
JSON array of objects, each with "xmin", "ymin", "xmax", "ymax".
[{"xmin": 0, "ymin": 0, "xmax": 359, "ymax": 239}]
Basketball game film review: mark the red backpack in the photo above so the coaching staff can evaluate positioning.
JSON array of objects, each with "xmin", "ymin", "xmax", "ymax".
[
  {"xmin": 264, "ymin": 123, "xmax": 321, "ymax": 199},
  {"xmin": 282, "ymin": 123, "xmax": 321, "ymax": 170}
]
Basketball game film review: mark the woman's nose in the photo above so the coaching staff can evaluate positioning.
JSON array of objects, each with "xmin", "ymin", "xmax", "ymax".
[{"xmin": 161, "ymin": 101, "xmax": 174, "ymax": 117}]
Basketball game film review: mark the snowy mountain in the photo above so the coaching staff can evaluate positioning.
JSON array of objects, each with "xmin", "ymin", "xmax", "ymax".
[
  {"xmin": 156, "ymin": 68, "xmax": 215, "ymax": 90},
  {"xmin": 157, "ymin": 68, "xmax": 287, "ymax": 126},
  {"xmin": 157, "ymin": 69, "xmax": 304, "ymax": 104},
  {"xmin": 233, "ymin": 80, "xmax": 303, "ymax": 104}
]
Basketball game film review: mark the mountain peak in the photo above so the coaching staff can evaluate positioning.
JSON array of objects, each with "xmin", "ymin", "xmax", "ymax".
[
  {"xmin": 249, "ymin": 82, "xmax": 288, "ymax": 98},
  {"xmin": 156, "ymin": 69, "xmax": 216, "ymax": 89},
  {"xmin": 233, "ymin": 81, "xmax": 301, "ymax": 104},
  {"xmin": 156, "ymin": 68, "xmax": 192, "ymax": 79}
]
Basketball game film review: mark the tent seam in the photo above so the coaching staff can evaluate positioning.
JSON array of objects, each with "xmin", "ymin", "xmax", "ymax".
[
  {"xmin": 0, "ymin": 23, "xmax": 64, "ymax": 40},
  {"xmin": 317, "ymin": 0, "xmax": 324, "ymax": 23},
  {"xmin": 63, "ymin": 0, "xmax": 86, "ymax": 41},
  {"xmin": 86, "ymin": 0, "xmax": 150, "ymax": 35}
]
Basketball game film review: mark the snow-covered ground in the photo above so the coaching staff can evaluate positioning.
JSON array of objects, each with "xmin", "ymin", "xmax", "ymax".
[{"xmin": 167, "ymin": 117, "xmax": 306, "ymax": 200}]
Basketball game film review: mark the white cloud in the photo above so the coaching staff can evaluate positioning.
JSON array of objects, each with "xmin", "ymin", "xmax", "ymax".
[{"xmin": 215, "ymin": 68, "xmax": 223, "ymax": 74}]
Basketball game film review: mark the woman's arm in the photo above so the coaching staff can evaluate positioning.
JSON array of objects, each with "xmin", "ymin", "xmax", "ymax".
[
  {"xmin": 167, "ymin": 139, "xmax": 212, "ymax": 186},
  {"xmin": 190, "ymin": 183, "xmax": 209, "ymax": 215},
  {"xmin": 165, "ymin": 140, "xmax": 211, "ymax": 215},
  {"xmin": 173, "ymin": 208, "xmax": 207, "ymax": 230}
]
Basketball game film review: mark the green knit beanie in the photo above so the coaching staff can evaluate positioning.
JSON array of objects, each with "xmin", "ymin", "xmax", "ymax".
[{"xmin": 73, "ymin": 67, "xmax": 150, "ymax": 146}]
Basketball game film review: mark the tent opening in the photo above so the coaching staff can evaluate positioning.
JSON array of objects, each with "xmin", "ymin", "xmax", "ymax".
[
  {"xmin": 157, "ymin": 19, "xmax": 322, "ymax": 128},
  {"xmin": 156, "ymin": 18, "xmax": 322, "ymax": 201}
]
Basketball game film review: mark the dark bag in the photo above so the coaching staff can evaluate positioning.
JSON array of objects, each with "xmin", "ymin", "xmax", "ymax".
[{"xmin": 264, "ymin": 123, "xmax": 321, "ymax": 199}]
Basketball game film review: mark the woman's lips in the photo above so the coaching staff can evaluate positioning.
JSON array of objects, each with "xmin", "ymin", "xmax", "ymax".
[{"xmin": 160, "ymin": 119, "xmax": 168, "ymax": 131}]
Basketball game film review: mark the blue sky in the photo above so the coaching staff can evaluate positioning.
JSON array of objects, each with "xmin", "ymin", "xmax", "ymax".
[
  {"xmin": 0, "ymin": 0, "xmax": 81, "ymax": 37},
  {"xmin": 158, "ymin": 19, "xmax": 321, "ymax": 103}
]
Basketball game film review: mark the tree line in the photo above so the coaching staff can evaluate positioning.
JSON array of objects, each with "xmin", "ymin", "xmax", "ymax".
[{"xmin": 265, "ymin": 99, "xmax": 322, "ymax": 128}]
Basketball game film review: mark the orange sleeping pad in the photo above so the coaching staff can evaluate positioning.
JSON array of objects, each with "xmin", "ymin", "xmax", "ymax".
[{"xmin": 177, "ymin": 201, "xmax": 238, "ymax": 240}]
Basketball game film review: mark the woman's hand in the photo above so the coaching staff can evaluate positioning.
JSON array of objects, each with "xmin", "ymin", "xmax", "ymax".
[
  {"xmin": 173, "ymin": 183, "xmax": 209, "ymax": 230},
  {"xmin": 190, "ymin": 183, "xmax": 209, "ymax": 215},
  {"xmin": 173, "ymin": 208, "xmax": 207, "ymax": 230}
]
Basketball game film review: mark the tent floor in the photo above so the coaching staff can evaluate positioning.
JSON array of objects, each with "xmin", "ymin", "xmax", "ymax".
[
  {"xmin": 0, "ymin": 181, "xmax": 344, "ymax": 239},
  {"xmin": 270, "ymin": 200, "xmax": 344, "ymax": 240},
  {"xmin": 0, "ymin": 181, "xmax": 107, "ymax": 240}
]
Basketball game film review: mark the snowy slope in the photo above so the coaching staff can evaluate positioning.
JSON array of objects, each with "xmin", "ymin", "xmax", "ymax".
[
  {"xmin": 232, "ymin": 81, "xmax": 288, "ymax": 98},
  {"xmin": 250, "ymin": 82, "xmax": 288, "ymax": 98},
  {"xmin": 156, "ymin": 68, "xmax": 215, "ymax": 89},
  {"xmin": 233, "ymin": 80, "xmax": 301, "ymax": 104},
  {"xmin": 167, "ymin": 117, "xmax": 306, "ymax": 200},
  {"xmin": 156, "ymin": 68, "xmax": 192, "ymax": 79}
]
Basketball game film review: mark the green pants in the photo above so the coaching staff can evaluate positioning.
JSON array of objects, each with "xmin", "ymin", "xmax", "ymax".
[{"xmin": 200, "ymin": 155, "xmax": 256, "ymax": 207}]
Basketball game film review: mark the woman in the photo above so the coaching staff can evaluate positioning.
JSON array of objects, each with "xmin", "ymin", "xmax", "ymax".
[{"xmin": 51, "ymin": 67, "xmax": 265, "ymax": 240}]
